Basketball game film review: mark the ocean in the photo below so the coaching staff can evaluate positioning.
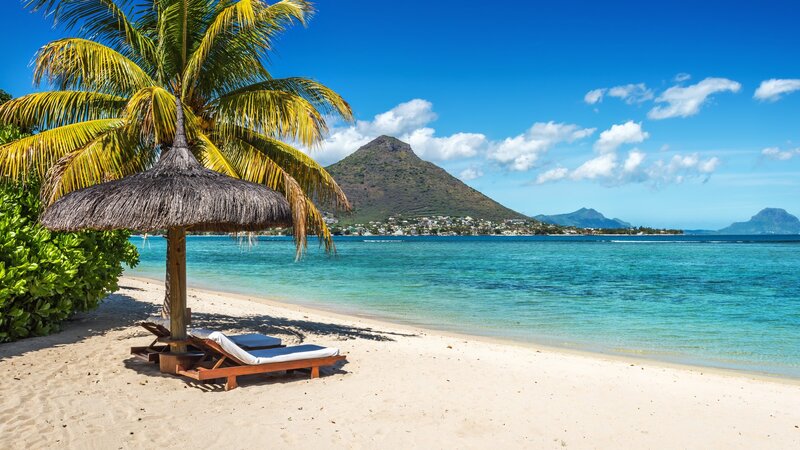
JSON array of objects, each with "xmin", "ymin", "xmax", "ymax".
[{"xmin": 126, "ymin": 235, "xmax": 800, "ymax": 377}]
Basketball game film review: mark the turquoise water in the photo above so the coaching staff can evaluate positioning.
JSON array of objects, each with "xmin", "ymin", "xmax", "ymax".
[{"xmin": 127, "ymin": 235, "xmax": 800, "ymax": 377}]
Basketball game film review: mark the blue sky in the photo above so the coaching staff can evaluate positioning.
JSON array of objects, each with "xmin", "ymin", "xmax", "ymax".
[{"xmin": 2, "ymin": 1, "xmax": 799, "ymax": 228}]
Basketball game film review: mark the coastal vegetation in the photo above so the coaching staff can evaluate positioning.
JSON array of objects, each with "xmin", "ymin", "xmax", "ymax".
[
  {"xmin": 0, "ymin": 0, "xmax": 352, "ymax": 253},
  {"xmin": 0, "ymin": 182, "xmax": 138, "ymax": 342},
  {"xmin": 0, "ymin": 92, "xmax": 138, "ymax": 342}
]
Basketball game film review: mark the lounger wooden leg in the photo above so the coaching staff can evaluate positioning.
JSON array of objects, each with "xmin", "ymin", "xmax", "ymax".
[
  {"xmin": 225, "ymin": 376, "xmax": 238, "ymax": 391},
  {"xmin": 310, "ymin": 366, "xmax": 319, "ymax": 379}
]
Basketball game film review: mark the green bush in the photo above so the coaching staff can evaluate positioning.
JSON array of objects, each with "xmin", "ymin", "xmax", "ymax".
[{"xmin": 0, "ymin": 183, "xmax": 139, "ymax": 342}]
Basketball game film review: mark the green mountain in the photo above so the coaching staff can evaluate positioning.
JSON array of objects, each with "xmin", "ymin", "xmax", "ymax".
[
  {"xmin": 534, "ymin": 208, "xmax": 632, "ymax": 229},
  {"xmin": 325, "ymin": 136, "xmax": 527, "ymax": 223},
  {"xmin": 718, "ymin": 208, "xmax": 800, "ymax": 234}
]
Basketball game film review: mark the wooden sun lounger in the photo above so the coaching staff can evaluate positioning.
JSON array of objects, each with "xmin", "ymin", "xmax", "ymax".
[
  {"xmin": 130, "ymin": 316, "xmax": 282, "ymax": 363},
  {"xmin": 176, "ymin": 336, "xmax": 346, "ymax": 390},
  {"xmin": 130, "ymin": 321, "xmax": 176, "ymax": 362}
]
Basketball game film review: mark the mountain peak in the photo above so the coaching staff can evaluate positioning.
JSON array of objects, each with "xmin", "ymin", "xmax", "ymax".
[
  {"xmin": 719, "ymin": 208, "xmax": 800, "ymax": 234},
  {"xmin": 753, "ymin": 208, "xmax": 791, "ymax": 219},
  {"xmin": 359, "ymin": 135, "xmax": 415, "ymax": 155},
  {"xmin": 534, "ymin": 208, "xmax": 632, "ymax": 229},
  {"xmin": 326, "ymin": 136, "xmax": 526, "ymax": 223}
]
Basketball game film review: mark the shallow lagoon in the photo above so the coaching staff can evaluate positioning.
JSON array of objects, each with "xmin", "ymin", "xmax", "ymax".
[{"xmin": 128, "ymin": 235, "xmax": 800, "ymax": 377}]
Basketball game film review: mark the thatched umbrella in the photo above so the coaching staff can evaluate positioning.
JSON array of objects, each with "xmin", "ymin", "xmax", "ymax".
[{"xmin": 41, "ymin": 99, "xmax": 292, "ymax": 350}]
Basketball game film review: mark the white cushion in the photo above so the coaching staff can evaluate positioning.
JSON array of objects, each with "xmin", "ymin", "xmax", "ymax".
[
  {"xmin": 188, "ymin": 330, "xmax": 281, "ymax": 348},
  {"xmin": 208, "ymin": 332, "xmax": 339, "ymax": 365},
  {"xmin": 229, "ymin": 333, "xmax": 282, "ymax": 349}
]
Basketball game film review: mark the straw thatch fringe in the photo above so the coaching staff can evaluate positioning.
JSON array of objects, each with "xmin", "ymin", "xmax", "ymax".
[
  {"xmin": 40, "ymin": 100, "xmax": 292, "ymax": 232},
  {"xmin": 40, "ymin": 145, "xmax": 292, "ymax": 232}
]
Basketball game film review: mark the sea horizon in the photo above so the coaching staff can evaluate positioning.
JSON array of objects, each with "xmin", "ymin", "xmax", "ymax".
[{"xmin": 127, "ymin": 234, "xmax": 800, "ymax": 379}]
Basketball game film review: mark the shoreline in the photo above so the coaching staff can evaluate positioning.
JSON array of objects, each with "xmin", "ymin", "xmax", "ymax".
[
  {"xmin": 3, "ymin": 276, "xmax": 799, "ymax": 448},
  {"xmin": 122, "ymin": 274, "xmax": 800, "ymax": 386}
]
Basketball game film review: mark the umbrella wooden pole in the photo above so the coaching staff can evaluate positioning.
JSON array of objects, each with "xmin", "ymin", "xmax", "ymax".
[
  {"xmin": 167, "ymin": 227, "xmax": 187, "ymax": 352},
  {"xmin": 162, "ymin": 239, "xmax": 171, "ymax": 318}
]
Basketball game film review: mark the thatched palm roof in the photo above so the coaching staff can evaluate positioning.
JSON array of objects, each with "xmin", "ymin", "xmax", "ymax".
[{"xmin": 40, "ymin": 102, "xmax": 292, "ymax": 233}]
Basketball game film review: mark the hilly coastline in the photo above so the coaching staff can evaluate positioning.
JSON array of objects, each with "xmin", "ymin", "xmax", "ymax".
[
  {"xmin": 534, "ymin": 208, "xmax": 632, "ymax": 229},
  {"xmin": 326, "ymin": 136, "xmax": 527, "ymax": 224},
  {"xmin": 717, "ymin": 208, "xmax": 800, "ymax": 234}
]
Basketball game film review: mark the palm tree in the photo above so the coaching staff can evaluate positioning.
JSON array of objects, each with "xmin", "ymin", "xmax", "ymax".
[{"xmin": 0, "ymin": 0, "xmax": 351, "ymax": 259}]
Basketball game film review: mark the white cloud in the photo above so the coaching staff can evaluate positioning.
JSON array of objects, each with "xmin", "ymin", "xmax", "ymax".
[
  {"xmin": 584, "ymin": 88, "xmax": 606, "ymax": 104},
  {"xmin": 607, "ymin": 83, "xmax": 654, "ymax": 104},
  {"xmin": 310, "ymin": 126, "xmax": 373, "ymax": 165},
  {"xmin": 310, "ymin": 99, "xmax": 488, "ymax": 165},
  {"xmin": 642, "ymin": 154, "xmax": 719, "ymax": 185},
  {"xmin": 623, "ymin": 149, "xmax": 646, "ymax": 172},
  {"xmin": 762, "ymin": 146, "xmax": 800, "ymax": 161},
  {"xmin": 536, "ymin": 146, "xmax": 719, "ymax": 187},
  {"xmin": 488, "ymin": 122, "xmax": 595, "ymax": 171},
  {"xmin": 404, "ymin": 128, "xmax": 486, "ymax": 160},
  {"xmin": 648, "ymin": 77, "xmax": 741, "ymax": 119},
  {"xmin": 535, "ymin": 167, "xmax": 569, "ymax": 184},
  {"xmin": 754, "ymin": 79, "xmax": 800, "ymax": 102},
  {"xmin": 584, "ymin": 83, "xmax": 652, "ymax": 105},
  {"xmin": 675, "ymin": 73, "xmax": 691, "ymax": 82},
  {"xmin": 313, "ymin": 100, "xmax": 593, "ymax": 172},
  {"xmin": 698, "ymin": 157, "xmax": 720, "ymax": 173},
  {"xmin": 594, "ymin": 121, "xmax": 649, "ymax": 153},
  {"xmin": 458, "ymin": 167, "xmax": 483, "ymax": 181},
  {"xmin": 369, "ymin": 99, "xmax": 437, "ymax": 135},
  {"xmin": 571, "ymin": 153, "xmax": 618, "ymax": 180}
]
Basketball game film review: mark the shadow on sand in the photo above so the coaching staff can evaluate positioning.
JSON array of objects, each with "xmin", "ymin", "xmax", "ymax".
[
  {"xmin": 1, "ymin": 283, "xmax": 415, "ymax": 362},
  {"xmin": 122, "ymin": 356, "xmax": 350, "ymax": 392},
  {"xmin": 0, "ymin": 289, "xmax": 160, "ymax": 361}
]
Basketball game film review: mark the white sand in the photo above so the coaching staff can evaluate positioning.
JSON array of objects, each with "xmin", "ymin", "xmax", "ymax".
[{"xmin": 1, "ymin": 276, "xmax": 798, "ymax": 449}]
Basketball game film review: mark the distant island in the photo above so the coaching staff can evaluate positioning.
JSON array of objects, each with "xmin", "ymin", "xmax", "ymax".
[
  {"xmin": 534, "ymin": 208, "xmax": 632, "ymax": 229},
  {"xmin": 716, "ymin": 208, "xmax": 800, "ymax": 235}
]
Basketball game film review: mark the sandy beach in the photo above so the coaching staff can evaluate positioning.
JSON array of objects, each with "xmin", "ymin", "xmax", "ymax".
[{"xmin": 0, "ymin": 276, "xmax": 798, "ymax": 449}]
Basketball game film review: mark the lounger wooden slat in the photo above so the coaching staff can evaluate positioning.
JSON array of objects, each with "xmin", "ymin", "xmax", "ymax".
[
  {"xmin": 178, "ymin": 356, "xmax": 345, "ymax": 380},
  {"xmin": 177, "ymin": 336, "xmax": 345, "ymax": 390}
]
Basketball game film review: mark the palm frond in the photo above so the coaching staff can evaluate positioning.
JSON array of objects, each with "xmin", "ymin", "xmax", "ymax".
[
  {"xmin": 225, "ymin": 136, "xmax": 336, "ymax": 256},
  {"xmin": 0, "ymin": 119, "xmax": 125, "ymax": 183},
  {"xmin": 126, "ymin": 86, "xmax": 201, "ymax": 145},
  {"xmin": 187, "ymin": 0, "xmax": 312, "ymax": 101},
  {"xmin": 182, "ymin": 0, "xmax": 262, "ymax": 100},
  {"xmin": 223, "ymin": 77, "xmax": 353, "ymax": 122},
  {"xmin": 0, "ymin": 91, "xmax": 126, "ymax": 130},
  {"xmin": 186, "ymin": 36, "xmax": 270, "ymax": 102},
  {"xmin": 41, "ymin": 127, "xmax": 151, "ymax": 204},
  {"xmin": 25, "ymin": 0, "xmax": 158, "ymax": 70},
  {"xmin": 213, "ymin": 90, "xmax": 326, "ymax": 146},
  {"xmin": 283, "ymin": 177, "xmax": 336, "ymax": 257},
  {"xmin": 34, "ymin": 38, "xmax": 155, "ymax": 94},
  {"xmin": 195, "ymin": 132, "xmax": 239, "ymax": 177},
  {"xmin": 155, "ymin": 0, "xmax": 212, "ymax": 79},
  {"xmin": 233, "ymin": 128, "xmax": 349, "ymax": 210}
]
